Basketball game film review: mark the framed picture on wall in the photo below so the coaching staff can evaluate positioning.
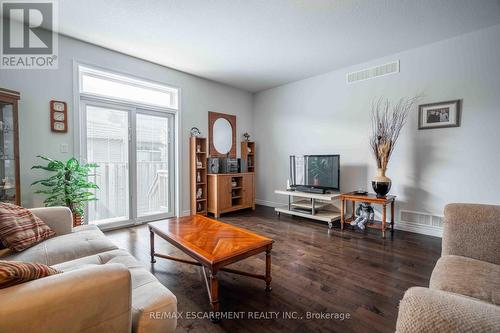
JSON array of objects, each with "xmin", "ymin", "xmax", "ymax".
[{"xmin": 418, "ymin": 100, "xmax": 461, "ymax": 130}]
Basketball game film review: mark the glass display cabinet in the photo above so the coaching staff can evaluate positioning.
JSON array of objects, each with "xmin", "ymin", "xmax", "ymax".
[{"xmin": 0, "ymin": 88, "xmax": 21, "ymax": 205}]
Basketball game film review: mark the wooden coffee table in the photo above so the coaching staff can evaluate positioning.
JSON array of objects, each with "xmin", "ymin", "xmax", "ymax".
[{"xmin": 148, "ymin": 215, "xmax": 274, "ymax": 319}]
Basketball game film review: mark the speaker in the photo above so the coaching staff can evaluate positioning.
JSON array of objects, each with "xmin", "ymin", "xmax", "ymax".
[
  {"xmin": 207, "ymin": 157, "xmax": 220, "ymax": 174},
  {"xmin": 219, "ymin": 158, "xmax": 238, "ymax": 173}
]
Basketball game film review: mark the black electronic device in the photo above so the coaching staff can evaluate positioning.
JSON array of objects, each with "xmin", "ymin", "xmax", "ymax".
[
  {"xmin": 220, "ymin": 157, "xmax": 239, "ymax": 173},
  {"xmin": 208, "ymin": 157, "xmax": 220, "ymax": 174},
  {"xmin": 295, "ymin": 185, "xmax": 326, "ymax": 194},
  {"xmin": 290, "ymin": 155, "xmax": 340, "ymax": 192}
]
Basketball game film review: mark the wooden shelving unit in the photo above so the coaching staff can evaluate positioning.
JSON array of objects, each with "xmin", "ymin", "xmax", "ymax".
[
  {"xmin": 190, "ymin": 136, "xmax": 208, "ymax": 215},
  {"xmin": 207, "ymin": 173, "xmax": 255, "ymax": 218},
  {"xmin": 241, "ymin": 141, "xmax": 255, "ymax": 173}
]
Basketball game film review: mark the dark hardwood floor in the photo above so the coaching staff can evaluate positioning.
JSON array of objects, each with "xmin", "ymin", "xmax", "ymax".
[{"xmin": 106, "ymin": 205, "xmax": 441, "ymax": 333}]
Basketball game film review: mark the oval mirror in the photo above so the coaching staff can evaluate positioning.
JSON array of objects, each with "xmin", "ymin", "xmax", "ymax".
[{"xmin": 213, "ymin": 118, "xmax": 233, "ymax": 154}]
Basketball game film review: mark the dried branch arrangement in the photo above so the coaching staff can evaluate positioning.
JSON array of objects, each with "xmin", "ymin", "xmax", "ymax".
[{"xmin": 370, "ymin": 96, "xmax": 420, "ymax": 169}]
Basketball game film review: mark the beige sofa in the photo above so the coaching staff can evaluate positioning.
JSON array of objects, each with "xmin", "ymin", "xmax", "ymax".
[
  {"xmin": 0, "ymin": 207, "xmax": 177, "ymax": 333},
  {"xmin": 396, "ymin": 203, "xmax": 500, "ymax": 332}
]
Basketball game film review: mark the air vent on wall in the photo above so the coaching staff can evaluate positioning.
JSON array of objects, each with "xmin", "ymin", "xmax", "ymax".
[
  {"xmin": 346, "ymin": 60, "xmax": 399, "ymax": 84},
  {"xmin": 400, "ymin": 210, "xmax": 443, "ymax": 228}
]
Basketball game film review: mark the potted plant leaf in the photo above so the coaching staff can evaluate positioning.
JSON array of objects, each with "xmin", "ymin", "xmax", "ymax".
[{"xmin": 31, "ymin": 156, "xmax": 99, "ymax": 226}]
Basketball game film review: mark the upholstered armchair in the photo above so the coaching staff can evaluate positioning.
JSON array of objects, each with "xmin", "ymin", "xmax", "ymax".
[{"xmin": 396, "ymin": 203, "xmax": 500, "ymax": 333}]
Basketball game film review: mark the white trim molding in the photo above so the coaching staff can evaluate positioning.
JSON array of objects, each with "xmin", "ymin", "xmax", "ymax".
[
  {"xmin": 256, "ymin": 197, "xmax": 443, "ymax": 237},
  {"xmin": 394, "ymin": 222, "xmax": 443, "ymax": 238},
  {"xmin": 72, "ymin": 59, "xmax": 181, "ymax": 224},
  {"xmin": 255, "ymin": 199, "xmax": 283, "ymax": 208}
]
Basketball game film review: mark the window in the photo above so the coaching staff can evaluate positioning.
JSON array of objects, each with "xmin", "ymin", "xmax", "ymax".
[
  {"xmin": 79, "ymin": 66, "xmax": 178, "ymax": 109},
  {"xmin": 78, "ymin": 65, "xmax": 177, "ymax": 229}
]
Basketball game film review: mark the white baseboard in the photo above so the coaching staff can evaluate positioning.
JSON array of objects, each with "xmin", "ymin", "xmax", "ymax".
[
  {"xmin": 394, "ymin": 221, "xmax": 443, "ymax": 238},
  {"xmin": 255, "ymin": 199, "xmax": 283, "ymax": 208},
  {"xmin": 180, "ymin": 210, "xmax": 191, "ymax": 217},
  {"xmin": 256, "ymin": 198, "xmax": 442, "ymax": 237},
  {"xmin": 372, "ymin": 210, "xmax": 443, "ymax": 238}
]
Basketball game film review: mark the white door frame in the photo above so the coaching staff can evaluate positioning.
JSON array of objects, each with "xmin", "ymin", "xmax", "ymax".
[
  {"xmin": 73, "ymin": 60, "xmax": 180, "ymax": 230},
  {"xmin": 80, "ymin": 99, "xmax": 134, "ymax": 229}
]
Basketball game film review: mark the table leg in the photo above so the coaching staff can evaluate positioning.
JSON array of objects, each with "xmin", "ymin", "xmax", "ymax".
[
  {"xmin": 210, "ymin": 269, "xmax": 220, "ymax": 316},
  {"xmin": 311, "ymin": 198, "xmax": 316, "ymax": 215},
  {"xmin": 351, "ymin": 200, "xmax": 356, "ymax": 220},
  {"xmin": 149, "ymin": 227, "xmax": 156, "ymax": 263},
  {"xmin": 340, "ymin": 199, "xmax": 344, "ymax": 230},
  {"xmin": 265, "ymin": 248, "xmax": 272, "ymax": 292},
  {"xmin": 391, "ymin": 201, "xmax": 395, "ymax": 232},
  {"xmin": 382, "ymin": 204, "xmax": 387, "ymax": 238}
]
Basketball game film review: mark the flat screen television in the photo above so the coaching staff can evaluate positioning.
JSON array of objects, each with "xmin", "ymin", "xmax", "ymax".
[{"xmin": 290, "ymin": 155, "xmax": 340, "ymax": 191}]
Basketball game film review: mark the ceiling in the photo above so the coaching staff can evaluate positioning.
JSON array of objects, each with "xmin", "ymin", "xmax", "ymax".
[{"xmin": 58, "ymin": 0, "xmax": 500, "ymax": 92}]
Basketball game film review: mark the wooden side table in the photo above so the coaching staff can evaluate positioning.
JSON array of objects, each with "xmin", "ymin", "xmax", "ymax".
[{"xmin": 340, "ymin": 192, "xmax": 396, "ymax": 238}]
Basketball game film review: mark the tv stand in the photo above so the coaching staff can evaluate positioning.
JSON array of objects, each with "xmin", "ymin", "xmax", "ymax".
[{"xmin": 274, "ymin": 190, "xmax": 341, "ymax": 229}]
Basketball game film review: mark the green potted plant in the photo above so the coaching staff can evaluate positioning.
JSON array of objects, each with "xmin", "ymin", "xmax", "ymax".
[{"xmin": 31, "ymin": 156, "xmax": 99, "ymax": 226}]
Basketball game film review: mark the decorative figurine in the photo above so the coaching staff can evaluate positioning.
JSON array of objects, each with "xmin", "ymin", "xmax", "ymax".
[
  {"xmin": 196, "ymin": 187, "xmax": 203, "ymax": 199},
  {"xmin": 190, "ymin": 127, "xmax": 201, "ymax": 137},
  {"xmin": 196, "ymin": 157, "xmax": 202, "ymax": 169},
  {"xmin": 3, "ymin": 177, "xmax": 13, "ymax": 189},
  {"xmin": 242, "ymin": 132, "xmax": 251, "ymax": 141},
  {"xmin": 197, "ymin": 172, "xmax": 201, "ymax": 183},
  {"xmin": 350, "ymin": 202, "xmax": 375, "ymax": 230},
  {"xmin": 196, "ymin": 144, "xmax": 201, "ymax": 152}
]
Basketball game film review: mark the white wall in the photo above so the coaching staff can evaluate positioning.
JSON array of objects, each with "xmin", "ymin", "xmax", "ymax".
[
  {"xmin": 0, "ymin": 35, "xmax": 253, "ymax": 214},
  {"xmin": 2, "ymin": 25, "xmax": 499, "ymax": 235},
  {"xmin": 253, "ymin": 24, "xmax": 500, "ymax": 234}
]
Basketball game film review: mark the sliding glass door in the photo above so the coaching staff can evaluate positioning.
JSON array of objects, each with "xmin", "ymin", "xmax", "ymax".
[
  {"xmin": 83, "ymin": 102, "xmax": 175, "ymax": 228},
  {"xmin": 86, "ymin": 104, "xmax": 130, "ymax": 224},
  {"xmin": 135, "ymin": 111, "xmax": 173, "ymax": 219}
]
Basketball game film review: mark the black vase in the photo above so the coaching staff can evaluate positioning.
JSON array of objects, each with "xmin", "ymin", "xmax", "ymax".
[{"xmin": 372, "ymin": 168, "xmax": 392, "ymax": 197}]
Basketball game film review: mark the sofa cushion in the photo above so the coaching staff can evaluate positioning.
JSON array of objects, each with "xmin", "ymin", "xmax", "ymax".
[
  {"xmin": 0, "ymin": 260, "xmax": 60, "ymax": 289},
  {"xmin": 72, "ymin": 224, "xmax": 100, "ymax": 233},
  {"xmin": 430, "ymin": 255, "xmax": 500, "ymax": 305},
  {"xmin": 397, "ymin": 287, "xmax": 500, "ymax": 333},
  {"xmin": 3, "ymin": 225, "xmax": 118, "ymax": 265},
  {"xmin": 0, "ymin": 203, "xmax": 56, "ymax": 252},
  {"xmin": 0, "ymin": 248, "xmax": 12, "ymax": 258},
  {"xmin": 55, "ymin": 249, "xmax": 177, "ymax": 333}
]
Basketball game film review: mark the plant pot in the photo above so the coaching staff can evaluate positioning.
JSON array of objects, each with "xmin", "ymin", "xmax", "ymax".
[
  {"xmin": 372, "ymin": 168, "xmax": 392, "ymax": 197},
  {"xmin": 73, "ymin": 213, "xmax": 84, "ymax": 227}
]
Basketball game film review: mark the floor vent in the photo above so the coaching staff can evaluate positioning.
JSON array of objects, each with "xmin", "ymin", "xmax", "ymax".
[
  {"xmin": 400, "ymin": 210, "xmax": 443, "ymax": 228},
  {"xmin": 347, "ymin": 60, "xmax": 399, "ymax": 84}
]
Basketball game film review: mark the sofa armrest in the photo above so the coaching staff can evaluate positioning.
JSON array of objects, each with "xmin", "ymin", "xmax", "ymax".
[
  {"xmin": 396, "ymin": 287, "xmax": 500, "ymax": 333},
  {"xmin": 0, "ymin": 263, "xmax": 132, "ymax": 333},
  {"xmin": 443, "ymin": 203, "xmax": 500, "ymax": 265},
  {"xmin": 30, "ymin": 206, "xmax": 73, "ymax": 236}
]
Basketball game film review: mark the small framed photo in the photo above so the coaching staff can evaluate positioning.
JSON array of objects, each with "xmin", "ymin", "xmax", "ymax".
[{"xmin": 418, "ymin": 100, "xmax": 461, "ymax": 130}]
